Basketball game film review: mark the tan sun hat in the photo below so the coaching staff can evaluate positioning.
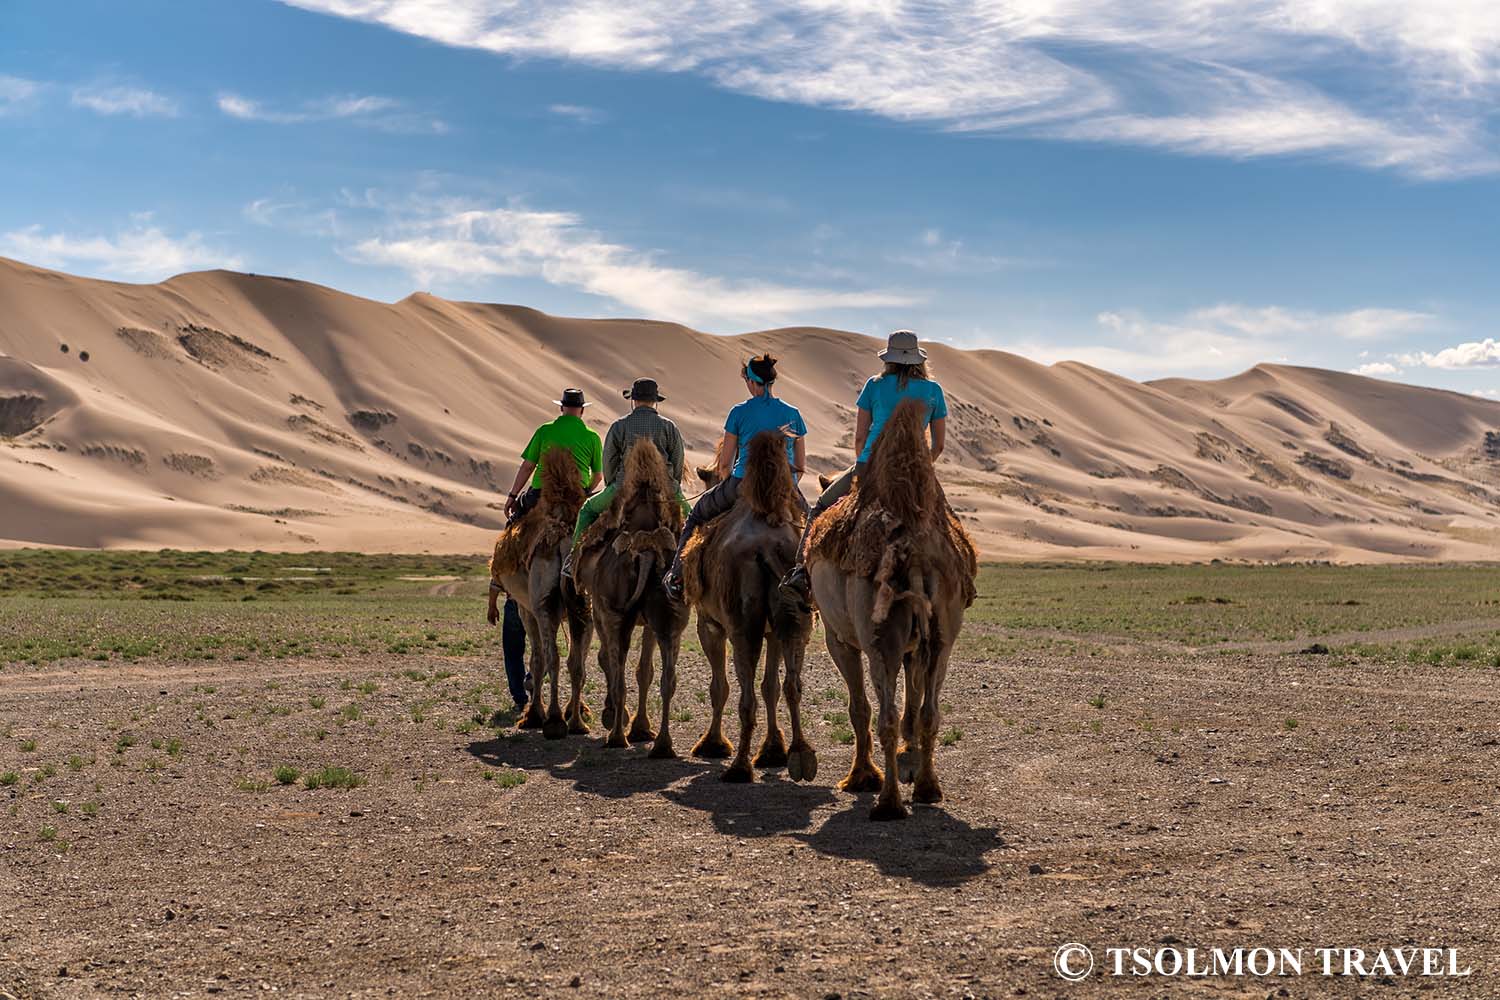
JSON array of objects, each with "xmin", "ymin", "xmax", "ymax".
[{"xmin": 878, "ymin": 329, "xmax": 927, "ymax": 364}]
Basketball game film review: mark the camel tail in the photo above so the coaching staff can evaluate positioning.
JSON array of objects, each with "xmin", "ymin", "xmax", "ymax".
[
  {"xmin": 628, "ymin": 550, "xmax": 657, "ymax": 607},
  {"xmin": 742, "ymin": 430, "xmax": 798, "ymax": 524}
]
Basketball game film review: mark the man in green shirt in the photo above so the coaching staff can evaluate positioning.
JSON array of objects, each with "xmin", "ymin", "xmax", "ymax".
[
  {"xmin": 503, "ymin": 387, "xmax": 604, "ymax": 522},
  {"xmin": 566, "ymin": 378, "xmax": 689, "ymax": 567},
  {"xmin": 494, "ymin": 387, "xmax": 603, "ymax": 712}
]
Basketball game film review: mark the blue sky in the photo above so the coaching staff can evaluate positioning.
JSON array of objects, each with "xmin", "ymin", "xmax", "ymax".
[{"xmin": 2, "ymin": 0, "xmax": 1498, "ymax": 391}]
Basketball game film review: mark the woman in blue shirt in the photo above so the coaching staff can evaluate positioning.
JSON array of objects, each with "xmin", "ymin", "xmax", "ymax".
[
  {"xmin": 781, "ymin": 330, "xmax": 947, "ymax": 598},
  {"xmin": 664, "ymin": 354, "xmax": 808, "ymax": 600}
]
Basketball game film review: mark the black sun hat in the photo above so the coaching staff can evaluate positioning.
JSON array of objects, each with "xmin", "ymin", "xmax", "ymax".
[
  {"xmin": 554, "ymin": 388, "xmax": 590, "ymax": 408},
  {"xmin": 623, "ymin": 377, "xmax": 665, "ymax": 402}
]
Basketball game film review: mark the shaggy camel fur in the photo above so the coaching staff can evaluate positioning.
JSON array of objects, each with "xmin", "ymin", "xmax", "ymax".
[
  {"xmin": 575, "ymin": 438, "xmax": 690, "ymax": 753},
  {"xmin": 488, "ymin": 447, "xmax": 593, "ymax": 739},
  {"xmin": 806, "ymin": 398, "xmax": 977, "ymax": 820},
  {"xmin": 682, "ymin": 432, "xmax": 816, "ymax": 782}
]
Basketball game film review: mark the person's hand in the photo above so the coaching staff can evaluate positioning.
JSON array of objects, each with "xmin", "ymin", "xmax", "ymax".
[
  {"xmin": 504, "ymin": 493, "xmax": 519, "ymax": 520},
  {"xmin": 486, "ymin": 595, "xmax": 500, "ymax": 626}
]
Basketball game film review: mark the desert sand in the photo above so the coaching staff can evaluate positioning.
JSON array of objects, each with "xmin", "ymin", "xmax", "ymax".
[{"xmin": 2, "ymin": 254, "xmax": 1499, "ymax": 561}]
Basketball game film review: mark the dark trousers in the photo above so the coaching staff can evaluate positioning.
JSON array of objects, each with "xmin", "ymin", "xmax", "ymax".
[
  {"xmin": 501, "ymin": 488, "xmax": 540, "ymax": 709},
  {"xmin": 673, "ymin": 474, "xmax": 812, "ymax": 566},
  {"xmin": 502, "ymin": 598, "xmax": 528, "ymax": 709}
]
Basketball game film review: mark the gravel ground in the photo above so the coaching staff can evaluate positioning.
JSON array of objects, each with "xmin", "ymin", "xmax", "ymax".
[{"xmin": 2, "ymin": 635, "xmax": 1498, "ymax": 999}]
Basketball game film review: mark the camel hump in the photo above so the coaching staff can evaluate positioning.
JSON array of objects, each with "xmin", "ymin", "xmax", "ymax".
[
  {"xmin": 623, "ymin": 436, "xmax": 670, "ymax": 493},
  {"xmin": 538, "ymin": 445, "xmax": 586, "ymax": 513},
  {"xmin": 862, "ymin": 397, "xmax": 939, "ymax": 525},
  {"xmin": 741, "ymin": 430, "xmax": 798, "ymax": 523}
]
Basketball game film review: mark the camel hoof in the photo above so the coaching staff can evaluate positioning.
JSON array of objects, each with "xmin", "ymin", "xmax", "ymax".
[
  {"xmin": 913, "ymin": 778, "xmax": 943, "ymax": 805},
  {"xmin": 627, "ymin": 720, "xmax": 656, "ymax": 744},
  {"xmin": 787, "ymin": 748, "xmax": 818, "ymax": 783},
  {"xmin": 839, "ymin": 766, "xmax": 883, "ymax": 794},
  {"xmin": 567, "ymin": 717, "xmax": 590, "ymax": 736},
  {"xmin": 692, "ymin": 734, "xmax": 734, "ymax": 759},
  {"xmin": 648, "ymin": 739, "xmax": 677, "ymax": 760},
  {"xmin": 542, "ymin": 718, "xmax": 568, "ymax": 740},
  {"xmin": 601, "ymin": 706, "xmax": 617, "ymax": 731},
  {"xmin": 753, "ymin": 742, "xmax": 788, "ymax": 768},
  {"xmin": 604, "ymin": 731, "xmax": 630, "ymax": 749},
  {"xmin": 721, "ymin": 762, "xmax": 754, "ymax": 783},
  {"xmin": 896, "ymin": 748, "xmax": 920, "ymax": 784},
  {"xmin": 518, "ymin": 710, "xmax": 545, "ymax": 730},
  {"xmin": 870, "ymin": 798, "xmax": 908, "ymax": 821}
]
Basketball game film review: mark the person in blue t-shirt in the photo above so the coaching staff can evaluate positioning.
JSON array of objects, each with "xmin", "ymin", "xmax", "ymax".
[
  {"xmin": 781, "ymin": 330, "xmax": 947, "ymax": 598},
  {"xmin": 663, "ymin": 354, "xmax": 809, "ymax": 600}
]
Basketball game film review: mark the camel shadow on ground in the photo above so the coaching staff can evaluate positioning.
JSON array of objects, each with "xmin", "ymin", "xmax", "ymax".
[
  {"xmin": 465, "ymin": 732, "xmax": 704, "ymax": 799},
  {"xmin": 793, "ymin": 800, "xmax": 1005, "ymax": 887},
  {"xmin": 468, "ymin": 732, "xmax": 1003, "ymax": 886},
  {"xmin": 661, "ymin": 767, "xmax": 837, "ymax": 838}
]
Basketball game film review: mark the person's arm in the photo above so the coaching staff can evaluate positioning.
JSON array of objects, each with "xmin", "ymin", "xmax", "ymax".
[
  {"xmin": 791, "ymin": 435, "xmax": 806, "ymax": 485},
  {"xmin": 667, "ymin": 424, "xmax": 685, "ymax": 484},
  {"xmin": 602, "ymin": 423, "xmax": 622, "ymax": 484},
  {"xmin": 588, "ymin": 432, "xmax": 604, "ymax": 492},
  {"xmin": 929, "ymin": 417, "xmax": 946, "ymax": 461},
  {"xmin": 587, "ymin": 469, "xmax": 603, "ymax": 492},
  {"xmin": 505, "ymin": 460, "xmax": 536, "ymax": 518},
  {"xmin": 853, "ymin": 407, "xmax": 873, "ymax": 457},
  {"xmin": 717, "ymin": 433, "xmax": 737, "ymax": 482}
]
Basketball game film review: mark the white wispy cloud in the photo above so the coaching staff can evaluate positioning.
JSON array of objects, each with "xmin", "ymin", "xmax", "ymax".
[
  {"xmin": 277, "ymin": 0, "xmax": 1500, "ymax": 177},
  {"xmin": 1401, "ymin": 339, "xmax": 1500, "ymax": 369},
  {"xmin": 217, "ymin": 91, "xmax": 445, "ymax": 133},
  {"xmin": 0, "ymin": 223, "xmax": 243, "ymax": 280},
  {"xmin": 1350, "ymin": 361, "xmax": 1401, "ymax": 377},
  {"xmin": 1006, "ymin": 302, "xmax": 1434, "ymax": 377},
  {"xmin": 891, "ymin": 227, "xmax": 1035, "ymax": 275},
  {"xmin": 349, "ymin": 204, "xmax": 917, "ymax": 327},
  {"xmin": 71, "ymin": 85, "xmax": 178, "ymax": 118},
  {"xmin": 0, "ymin": 75, "xmax": 41, "ymax": 115},
  {"xmin": 549, "ymin": 103, "xmax": 605, "ymax": 124}
]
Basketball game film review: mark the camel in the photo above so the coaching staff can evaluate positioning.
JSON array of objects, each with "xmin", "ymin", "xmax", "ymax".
[
  {"xmin": 574, "ymin": 438, "xmax": 690, "ymax": 754},
  {"xmin": 805, "ymin": 398, "xmax": 978, "ymax": 820},
  {"xmin": 681, "ymin": 432, "xmax": 816, "ymax": 783},
  {"xmin": 487, "ymin": 447, "xmax": 593, "ymax": 740}
]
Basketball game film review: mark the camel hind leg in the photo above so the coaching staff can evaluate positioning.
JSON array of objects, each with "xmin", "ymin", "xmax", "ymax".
[
  {"xmin": 782, "ymin": 636, "xmax": 817, "ymax": 783},
  {"xmin": 867, "ymin": 619, "xmax": 911, "ymax": 820},
  {"xmin": 753, "ymin": 633, "xmax": 788, "ymax": 769},
  {"xmin": 692, "ymin": 618, "xmax": 733, "ymax": 759},
  {"xmin": 516, "ymin": 607, "xmax": 546, "ymax": 730},
  {"xmin": 597, "ymin": 616, "xmax": 632, "ymax": 749},
  {"xmin": 912, "ymin": 637, "xmax": 953, "ymax": 806},
  {"xmin": 628, "ymin": 625, "xmax": 657, "ymax": 743},
  {"xmin": 827, "ymin": 633, "xmax": 880, "ymax": 793},
  {"xmin": 563, "ymin": 603, "xmax": 592, "ymax": 735},
  {"xmin": 897, "ymin": 650, "xmax": 923, "ymax": 783},
  {"xmin": 721, "ymin": 630, "xmax": 765, "ymax": 783},
  {"xmin": 650, "ymin": 614, "xmax": 685, "ymax": 759}
]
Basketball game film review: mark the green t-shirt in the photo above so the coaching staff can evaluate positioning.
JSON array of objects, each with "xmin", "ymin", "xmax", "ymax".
[{"xmin": 520, "ymin": 414, "xmax": 603, "ymax": 489}]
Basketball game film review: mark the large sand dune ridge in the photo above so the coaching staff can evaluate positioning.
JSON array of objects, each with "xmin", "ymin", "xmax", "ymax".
[{"xmin": 2, "ymin": 255, "xmax": 1498, "ymax": 560}]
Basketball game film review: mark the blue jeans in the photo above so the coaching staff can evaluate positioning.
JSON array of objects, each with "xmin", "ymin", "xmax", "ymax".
[{"xmin": 502, "ymin": 597, "xmax": 529, "ymax": 709}]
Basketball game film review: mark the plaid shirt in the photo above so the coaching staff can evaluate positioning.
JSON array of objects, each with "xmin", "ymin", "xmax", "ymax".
[{"xmin": 603, "ymin": 406, "xmax": 685, "ymax": 486}]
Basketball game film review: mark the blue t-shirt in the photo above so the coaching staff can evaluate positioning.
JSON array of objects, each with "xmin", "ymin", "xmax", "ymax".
[
  {"xmin": 856, "ymin": 374, "xmax": 948, "ymax": 463},
  {"xmin": 724, "ymin": 394, "xmax": 807, "ymax": 478}
]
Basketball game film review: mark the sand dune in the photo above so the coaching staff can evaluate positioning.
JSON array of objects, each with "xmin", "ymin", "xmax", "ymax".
[{"xmin": 2, "ymin": 255, "xmax": 1498, "ymax": 561}]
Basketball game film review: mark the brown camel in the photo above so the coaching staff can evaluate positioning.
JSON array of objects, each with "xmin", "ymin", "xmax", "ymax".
[
  {"xmin": 805, "ymin": 398, "xmax": 978, "ymax": 820},
  {"xmin": 487, "ymin": 447, "xmax": 593, "ymax": 740},
  {"xmin": 574, "ymin": 438, "xmax": 690, "ymax": 753},
  {"xmin": 682, "ymin": 432, "xmax": 816, "ymax": 783}
]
